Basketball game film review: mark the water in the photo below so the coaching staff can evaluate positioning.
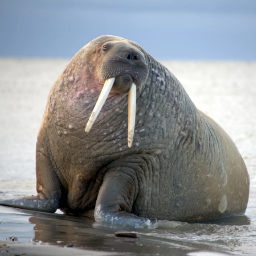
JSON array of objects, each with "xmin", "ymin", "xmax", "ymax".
[{"xmin": 0, "ymin": 59, "xmax": 256, "ymax": 255}]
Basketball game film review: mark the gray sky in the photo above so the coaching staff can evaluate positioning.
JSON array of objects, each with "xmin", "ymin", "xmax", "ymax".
[{"xmin": 0, "ymin": 0, "xmax": 256, "ymax": 60}]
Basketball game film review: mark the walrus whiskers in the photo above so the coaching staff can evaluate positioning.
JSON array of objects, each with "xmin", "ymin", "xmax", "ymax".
[
  {"xmin": 85, "ymin": 77, "xmax": 115, "ymax": 132},
  {"xmin": 85, "ymin": 78, "xmax": 137, "ymax": 147},
  {"xmin": 128, "ymin": 83, "xmax": 136, "ymax": 147}
]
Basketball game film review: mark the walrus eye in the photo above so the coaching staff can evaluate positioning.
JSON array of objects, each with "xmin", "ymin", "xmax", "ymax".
[{"xmin": 102, "ymin": 44, "xmax": 109, "ymax": 51}]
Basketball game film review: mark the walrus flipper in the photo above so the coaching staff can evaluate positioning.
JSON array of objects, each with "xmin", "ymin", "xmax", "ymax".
[
  {"xmin": 94, "ymin": 168, "xmax": 154, "ymax": 228},
  {"xmin": 0, "ymin": 195, "xmax": 59, "ymax": 213}
]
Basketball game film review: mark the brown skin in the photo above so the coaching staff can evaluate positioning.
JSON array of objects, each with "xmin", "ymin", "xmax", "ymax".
[{"xmin": 0, "ymin": 36, "xmax": 250, "ymax": 227}]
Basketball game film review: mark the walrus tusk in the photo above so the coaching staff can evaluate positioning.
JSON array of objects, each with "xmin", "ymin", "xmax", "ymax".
[
  {"xmin": 85, "ymin": 77, "xmax": 136, "ymax": 148},
  {"xmin": 85, "ymin": 77, "xmax": 115, "ymax": 132},
  {"xmin": 128, "ymin": 83, "xmax": 136, "ymax": 148}
]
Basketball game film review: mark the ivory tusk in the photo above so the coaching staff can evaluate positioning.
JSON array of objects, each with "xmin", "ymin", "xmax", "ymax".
[
  {"xmin": 128, "ymin": 83, "xmax": 136, "ymax": 148},
  {"xmin": 85, "ymin": 77, "xmax": 115, "ymax": 132}
]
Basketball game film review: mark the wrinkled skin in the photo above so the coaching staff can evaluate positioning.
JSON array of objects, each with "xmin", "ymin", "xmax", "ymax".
[{"xmin": 0, "ymin": 36, "xmax": 249, "ymax": 228}]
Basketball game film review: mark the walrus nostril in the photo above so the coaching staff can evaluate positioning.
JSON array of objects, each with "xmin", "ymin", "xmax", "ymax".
[
  {"xmin": 133, "ymin": 55, "xmax": 139, "ymax": 60},
  {"xmin": 126, "ymin": 52, "xmax": 139, "ymax": 61}
]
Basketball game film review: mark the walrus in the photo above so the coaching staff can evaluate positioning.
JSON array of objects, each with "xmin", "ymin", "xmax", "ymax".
[{"xmin": 0, "ymin": 35, "xmax": 249, "ymax": 227}]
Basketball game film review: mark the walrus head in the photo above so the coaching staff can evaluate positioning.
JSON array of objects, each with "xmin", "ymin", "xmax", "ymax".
[{"xmin": 84, "ymin": 36, "xmax": 149, "ymax": 147}]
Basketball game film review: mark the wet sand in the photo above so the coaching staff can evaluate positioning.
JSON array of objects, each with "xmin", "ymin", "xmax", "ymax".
[
  {"xmin": 0, "ymin": 205, "xmax": 242, "ymax": 256},
  {"xmin": 0, "ymin": 59, "xmax": 256, "ymax": 255}
]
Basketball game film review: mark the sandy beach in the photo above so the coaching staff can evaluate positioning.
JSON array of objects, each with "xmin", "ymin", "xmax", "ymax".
[{"xmin": 0, "ymin": 59, "xmax": 255, "ymax": 255}]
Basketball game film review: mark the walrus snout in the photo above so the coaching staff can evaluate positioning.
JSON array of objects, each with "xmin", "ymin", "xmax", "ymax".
[{"xmin": 100, "ymin": 41, "xmax": 148, "ymax": 88}]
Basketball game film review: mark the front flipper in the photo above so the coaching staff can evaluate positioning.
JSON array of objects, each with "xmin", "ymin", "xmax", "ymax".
[
  {"xmin": 0, "ymin": 195, "xmax": 59, "ymax": 213},
  {"xmin": 94, "ymin": 168, "xmax": 154, "ymax": 228}
]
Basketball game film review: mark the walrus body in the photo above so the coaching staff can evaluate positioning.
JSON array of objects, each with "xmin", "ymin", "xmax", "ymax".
[{"xmin": 0, "ymin": 36, "xmax": 249, "ymax": 227}]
